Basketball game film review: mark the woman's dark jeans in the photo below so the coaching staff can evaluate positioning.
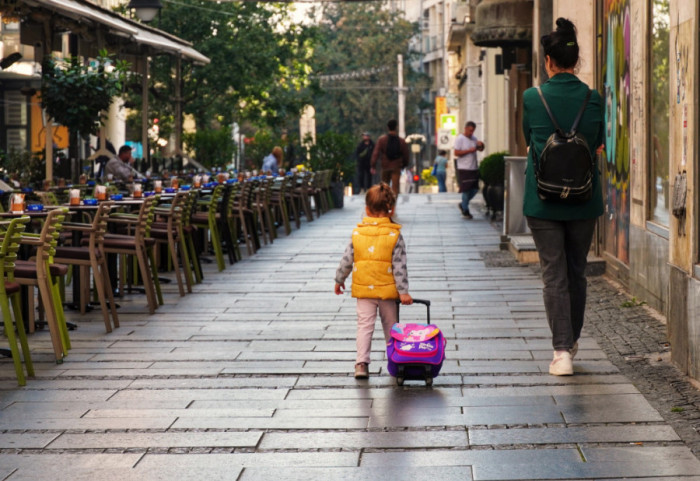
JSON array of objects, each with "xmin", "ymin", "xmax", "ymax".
[
  {"xmin": 436, "ymin": 172, "xmax": 447, "ymax": 192},
  {"xmin": 526, "ymin": 216, "xmax": 597, "ymax": 351}
]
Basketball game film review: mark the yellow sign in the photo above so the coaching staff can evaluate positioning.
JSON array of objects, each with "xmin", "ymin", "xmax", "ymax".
[{"xmin": 435, "ymin": 96, "xmax": 447, "ymax": 141}]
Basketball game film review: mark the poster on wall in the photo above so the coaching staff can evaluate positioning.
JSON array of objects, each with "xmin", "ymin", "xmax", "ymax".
[{"xmin": 602, "ymin": 0, "xmax": 631, "ymax": 264}]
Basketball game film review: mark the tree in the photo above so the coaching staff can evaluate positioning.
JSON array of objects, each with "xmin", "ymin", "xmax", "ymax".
[
  {"xmin": 309, "ymin": 3, "xmax": 430, "ymax": 137},
  {"xmin": 41, "ymin": 50, "xmax": 129, "ymax": 138},
  {"xmin": 137, "ymin": 1, "xmax": 318, "ymax": 134}
]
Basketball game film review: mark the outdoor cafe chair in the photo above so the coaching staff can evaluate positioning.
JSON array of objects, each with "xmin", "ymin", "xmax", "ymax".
[
  {"xmin": 0, "ymin": 216, "xmax": 34, "ymax": 385},
  {"xmin": 15, "ymin": 208, "xmax": 71, "ymax": 361},
  {"xmin": 191, "ymin": 184, "xmax": 226, "ymax": 272},
  {"xmin": 53, "ymin": 202, "xmax": 119, "ymax": 333},
  {"xmin": 292, "ymin": 172, "xmax": 314, "ymax": 223},
  {"xmin": 150, "ymin": 192, "xmax": 192, "ymax": 296},
  {"xmin": 180, "ymin": 190, "xmax": 204, "ymax": 283},
  {"xmin": 103, "ymin": 196, "xmax": 159, "ymax": 314},
  {"xmin": 269, "ymin": 176, "xmax": 291, "ymax": 236}
]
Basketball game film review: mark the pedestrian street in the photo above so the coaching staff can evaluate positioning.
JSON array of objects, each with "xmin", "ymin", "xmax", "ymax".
[{"xmin": 1, "ymin": 193, "xmax": 699, "ymax": 480}]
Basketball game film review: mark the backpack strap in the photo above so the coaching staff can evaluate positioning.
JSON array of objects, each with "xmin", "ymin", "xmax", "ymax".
[
  {"xmin": 570, "ymin": 89, "xmax": 592, "ymax": 134},
  {"xmin": 536, "ymin": 87, "xmax": 592, "ymax": 137}
]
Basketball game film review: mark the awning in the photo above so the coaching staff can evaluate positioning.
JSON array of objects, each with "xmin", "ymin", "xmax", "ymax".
[{"xmin": 24, "ymin": 0, "xmax": 210, "ymax": 64}]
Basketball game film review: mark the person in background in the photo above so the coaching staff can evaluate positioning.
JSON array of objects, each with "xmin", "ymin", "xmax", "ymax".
[
  {"xmin": 371, "ymin": 119, "xmax": 409, "ymax": 197},
  {"xmin": 453, "ymin": 121, "xmax": 484, "ymax": 219},
  {"xmin": 105, "ymin": 145, "xmax": 136, "ymax": 182},
  {"xmin": 334, "ymin": 183, "xmax": 413, "ymax": 379},
  {"xmin": 434, "ymin": 149, "xmax": 449, "ymax": 193},
  {"xmin": 261, "ymin": 146, "xmax": 283, "ymax": 175},
  {"xmin": 522, "ymin": 17, "xmax": 604, "ymax": 376},
  {"xmin": 354, "ymin": 132, "xmax": 374, "ymax": 195}
]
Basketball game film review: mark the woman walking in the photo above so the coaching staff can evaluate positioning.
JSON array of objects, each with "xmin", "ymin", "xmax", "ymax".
[{"xmin": 522, "ymin": 18, "xmax": 604, "ymax": 376}]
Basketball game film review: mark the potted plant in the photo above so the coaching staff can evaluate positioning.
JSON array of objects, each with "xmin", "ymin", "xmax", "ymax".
[
  {"xmin": 302, "ymin": 131, "xmax": 354, "ymax": 208},
  {"xmin": 479, "ymin": 151, "xmax": 507, "ymax": 218},
  {"xmin": 41, "ymin": 50, "xmax": 129, "ymax": 181}
]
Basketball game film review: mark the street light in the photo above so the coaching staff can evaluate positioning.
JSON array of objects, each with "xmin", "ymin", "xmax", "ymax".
[{"xmin": 127, "ymin": 0, "xmax": 162, "ymax": 22}]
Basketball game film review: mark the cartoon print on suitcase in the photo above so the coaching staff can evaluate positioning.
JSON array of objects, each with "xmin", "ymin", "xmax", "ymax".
[{"xmin": 387, "ymin": 299, "xmax": 446, "ymax": 386}]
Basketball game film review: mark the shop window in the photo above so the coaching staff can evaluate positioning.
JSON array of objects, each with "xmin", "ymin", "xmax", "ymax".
[{"xmin": 649, "ymin": 0, "xmax": 670, "ymax": 226}]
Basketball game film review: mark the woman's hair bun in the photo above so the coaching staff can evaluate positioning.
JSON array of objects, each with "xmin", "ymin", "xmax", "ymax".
[{"xmin": 555, "ymin": 18, "xmax": 576, "ymax": 35}]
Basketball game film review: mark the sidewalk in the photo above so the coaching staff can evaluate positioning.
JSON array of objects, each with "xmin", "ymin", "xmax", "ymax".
[{"xmin": 1, "ymin": 192, "xmax": 700, "ymax": 480}]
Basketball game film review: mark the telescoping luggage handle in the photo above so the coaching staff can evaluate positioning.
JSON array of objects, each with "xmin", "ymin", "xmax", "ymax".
[{"xmin": 395, "ymin": 298, "xmax": 430, "ymax": 323}]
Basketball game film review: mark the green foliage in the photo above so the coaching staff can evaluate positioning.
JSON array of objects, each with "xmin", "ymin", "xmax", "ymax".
[
  {"xmin": 479, "ymin": 151, "xmax": 507, "ymax": 185},
  {"xmin": 309, "ymin": 3, "xmax": 430, "ymax": 136},
  {"xmin": 1, "ymin": 148, "xmax": 45, "ymax": 188},
  {"xmin": 671, "ymin": 406, "xmax": 684, "ymax": 413},
  {"xmin": 182, "ymin": 127, "xmax": 234, "ymax": 169},
  {"xmin": 242, "ymin": 130, "xmax": 279, "ymax": 172},
  {"xmin": 41, "ymin": 50, "xmax": 129, "ymax": 137},
  {"xmin": 302, "ymin": 131, "xmax": 354, "ymax": 183},
  {"xmin": 621, "ymin": 297, "xmax": 647, "ymax": 308},
  {"xmin": 137, "ymin": 1, "xmax": 318, "ymax": 132}
]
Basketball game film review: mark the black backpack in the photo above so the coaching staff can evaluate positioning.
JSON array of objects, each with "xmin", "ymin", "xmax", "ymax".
[
  {"xmin": 533, "ymin": 87, "xmax": 594, "ymax": 204},
  {"xmin": 385, "ymin": 135, "xmax": 402, "ymax": 160}
]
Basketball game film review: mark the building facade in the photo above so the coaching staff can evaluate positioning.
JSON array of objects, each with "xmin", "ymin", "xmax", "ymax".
[{"xmin": 451, "ymin": 0, "xmax": 700, "ymax": 381}]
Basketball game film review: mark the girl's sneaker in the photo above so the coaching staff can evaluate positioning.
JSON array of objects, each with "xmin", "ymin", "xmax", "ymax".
[
  {"xmin": 549, "ymin": 350, "xmax": 573, "ymax": 376},
  {"xmin": 354, "ymin": 363, "xmax": 369, "ymax": 379}
]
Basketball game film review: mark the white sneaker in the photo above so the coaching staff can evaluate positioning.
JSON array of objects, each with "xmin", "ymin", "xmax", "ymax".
[
  {"xmin": 570, "ymin": 342, "xmax": 579, "ymax": 360},
  {"xmin": 549, "ymin": 350, "xmax": 574, "ymax": 376}
]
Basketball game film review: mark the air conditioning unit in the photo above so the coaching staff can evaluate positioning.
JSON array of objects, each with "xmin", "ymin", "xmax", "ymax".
[{"xmin": 421, "ymin": 19, "xmax": 429, "ymax": 30}]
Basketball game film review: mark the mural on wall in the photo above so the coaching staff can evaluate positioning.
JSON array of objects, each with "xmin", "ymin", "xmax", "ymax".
[{"xmin": 602, "ymin": 0, "xmax": 631, "ymax": 264}]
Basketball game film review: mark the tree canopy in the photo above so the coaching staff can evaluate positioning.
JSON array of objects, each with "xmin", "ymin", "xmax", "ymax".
[
  {"xmin": 308, "ymin": 3, "xmax": 429, "ymax": 138},
  {"xmin": 142, "ymin": 1, "xmax": 318, "ymax": 132}
]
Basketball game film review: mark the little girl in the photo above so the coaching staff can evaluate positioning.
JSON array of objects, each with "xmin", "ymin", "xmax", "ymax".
[{"xmin": 334, "ymin": 182, "xmax": 413, "ymax": 379}]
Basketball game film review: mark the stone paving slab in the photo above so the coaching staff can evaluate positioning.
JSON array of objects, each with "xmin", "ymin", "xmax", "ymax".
[
  {"xmin": 48, "ymin": 431, "xmax": 262, "ymax": 449},
  {"xmin": 469, "ymin": 424, "xmax": 680, "ymax": 445},
  {"xmin": 1, "ymin": 193, "xmax": 699, "ymax": 480},
  {"xmin": 238, "ymin": 467, "xmax": 474, "ymax": 481}
]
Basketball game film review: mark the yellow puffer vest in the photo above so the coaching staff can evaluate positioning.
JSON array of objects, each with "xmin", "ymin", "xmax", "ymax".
[{"xmin": 351, "ymin": 217, "xmax": 401, "ymax": 299}]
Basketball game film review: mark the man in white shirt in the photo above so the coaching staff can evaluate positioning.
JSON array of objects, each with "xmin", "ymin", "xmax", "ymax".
[{"xmin": 453, "ymin": 121, "xmax": 484, "ymax": 219}]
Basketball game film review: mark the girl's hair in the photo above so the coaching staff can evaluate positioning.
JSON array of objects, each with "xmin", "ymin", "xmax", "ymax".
[
  {"xmin": 365, "ymin": 182, "xmax": 396, "ymax": 215},
  {"xmin": 541, "ymin": 18, "xmax": 579, "ymax": 70},
  {"xmin": 438, "ymin": 149, "xmax": 447, "ymax": 156}
]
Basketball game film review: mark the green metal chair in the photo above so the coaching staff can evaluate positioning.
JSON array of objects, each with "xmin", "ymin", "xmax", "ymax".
[{"xmin": 0, "ymin": 216, "xmax": 34, "ymax": 385}]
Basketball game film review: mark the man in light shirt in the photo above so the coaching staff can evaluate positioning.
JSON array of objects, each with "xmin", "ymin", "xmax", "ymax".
[{"xmin": 453, "ymin": 121, "xmax": 484, "ymax": 219}]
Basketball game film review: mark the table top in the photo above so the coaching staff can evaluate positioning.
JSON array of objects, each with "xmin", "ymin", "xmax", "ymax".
[{"xmin": 0, "ymin": 210, "xmax": 53, "ymax": 217}]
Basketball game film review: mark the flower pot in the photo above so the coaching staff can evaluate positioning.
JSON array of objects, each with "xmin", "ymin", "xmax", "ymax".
[
  {"xmin": 330, "ymin": 181, "xmax": 344, "ymax": 208},
  {"xmin": 486, "ymin": 183, "xmax": 504, "ymax": 212}
]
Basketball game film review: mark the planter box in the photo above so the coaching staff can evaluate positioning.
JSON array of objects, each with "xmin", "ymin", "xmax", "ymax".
[{"xmin": 330, "ymin": 181, "xmax": 344, "ymax": 208}]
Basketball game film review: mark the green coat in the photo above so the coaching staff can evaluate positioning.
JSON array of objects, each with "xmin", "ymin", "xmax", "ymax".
[{"xmin": 522, "ymin": 73, "xmax": 605, "ymax": 220}]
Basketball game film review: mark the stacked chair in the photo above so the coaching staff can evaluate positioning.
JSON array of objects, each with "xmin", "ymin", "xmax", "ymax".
[{"xmin": 0, "ymin": 216, "xmax": 34, "ymax": 385}]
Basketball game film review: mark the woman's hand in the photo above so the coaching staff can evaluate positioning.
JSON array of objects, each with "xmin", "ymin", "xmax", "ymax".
[
  {"xmin": 399, "ymin": 293, "xmax": 413, "ymax": 305},
  {"xmin": 334, "ymin": 283, "xmax": 345, "ymax": 295}
]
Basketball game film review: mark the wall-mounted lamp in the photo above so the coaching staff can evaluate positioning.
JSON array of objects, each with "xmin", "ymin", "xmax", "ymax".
[{"xmin": 127, "ymin": 0, "xmax": 162, "ymax": 22}]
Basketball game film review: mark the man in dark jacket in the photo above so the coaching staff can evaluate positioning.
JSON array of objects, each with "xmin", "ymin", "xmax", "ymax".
[
  {"xmin": 354, "ymin": 132, "xmax": 374, "ymax": 194},
  {"xmin": 370, "ymin": 119, "xmax": 409, "ymax": 196}
]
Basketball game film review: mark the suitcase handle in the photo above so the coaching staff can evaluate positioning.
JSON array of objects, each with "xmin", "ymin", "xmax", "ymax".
[{"xmin": 395, "ymin": 298, "xmax": 430, "ymax": 323}]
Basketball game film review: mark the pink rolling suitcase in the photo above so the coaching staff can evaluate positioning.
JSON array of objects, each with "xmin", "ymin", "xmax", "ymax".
[{"xmin": 387, "ymin": 299, "xmax": 446, "ymax": 386}]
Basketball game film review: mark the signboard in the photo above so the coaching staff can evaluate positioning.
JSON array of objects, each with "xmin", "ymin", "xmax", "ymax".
[
  {"xmin": 437, "ymin": 128, "xmax": 454, "ymax": 149},
  {"xmin": 439, "ymin": 114, "xmax": 457, "ymax": 137},
  {"xmin": 435, "ymin": 96, "xmax": 447, "ymax": 143},
  {"xmin": 447, "ymin": 93, "xmax": 459, "ymax": 109}
]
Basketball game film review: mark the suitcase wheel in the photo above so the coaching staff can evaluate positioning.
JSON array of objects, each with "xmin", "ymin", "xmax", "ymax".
[
  {"xmin": 425, "ymin": 377, "xmax": 433, "ymax": 386},
  {"xmin": 396, "ymin": 377, "xmax": 404, "ymax": 386}
]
